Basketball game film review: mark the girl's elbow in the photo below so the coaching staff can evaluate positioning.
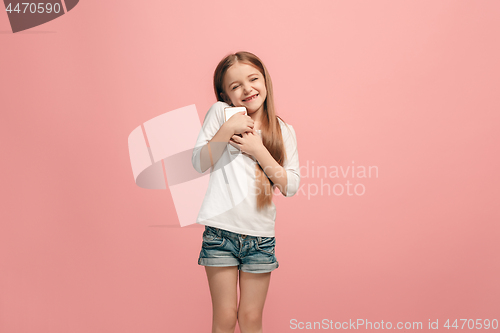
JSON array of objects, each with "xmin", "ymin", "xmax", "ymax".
[{"xmin": 287, "ymin": 175, "xmax": 301, "ymax": 197}]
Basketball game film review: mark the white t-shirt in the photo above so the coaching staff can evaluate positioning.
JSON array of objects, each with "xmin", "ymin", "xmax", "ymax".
[{"xmin": 191, "ymin": 101, "xmax": 300, "ymax": 237}]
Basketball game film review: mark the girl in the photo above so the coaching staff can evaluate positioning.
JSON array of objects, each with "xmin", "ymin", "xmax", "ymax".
[{"xmin": 191, "ymin": 51, "xmax": 300, "ymax": 333}]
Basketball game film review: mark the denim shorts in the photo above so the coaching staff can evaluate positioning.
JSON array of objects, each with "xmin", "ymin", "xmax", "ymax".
[{"xmin": 198, "ymin": 225, "xmax": 279, "ymax": 274}]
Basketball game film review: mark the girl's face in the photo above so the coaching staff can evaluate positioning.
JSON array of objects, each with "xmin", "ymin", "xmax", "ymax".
[{"xmin": 222, "ymin": 62, "xmax": 267, "ymax": 116}]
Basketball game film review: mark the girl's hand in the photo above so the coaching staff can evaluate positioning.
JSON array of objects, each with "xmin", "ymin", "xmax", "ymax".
[
  {"xmin": 229, "ymin": 129, "xmax": 264, "ymax": 156},
  {"xmin": 225, "ymin": 111, "xmax": 254, "ymax": 135}
]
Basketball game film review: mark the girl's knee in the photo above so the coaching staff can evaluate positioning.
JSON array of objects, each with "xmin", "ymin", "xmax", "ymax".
[
  {"xmin": 237, "ymin": 308, "xmax": 262, "ymax": 327},
  {"xmin": 214, "ymin": 307, "xmax": 238, "ymax": 329}
]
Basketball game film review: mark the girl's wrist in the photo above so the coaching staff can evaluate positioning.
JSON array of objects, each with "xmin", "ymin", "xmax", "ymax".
[
  {"xmin": 222, "ymin": 122, "xmax": 235, "ymax": 136},
  {"xmin": 221, "ymin": 122, "xmax": 236, "ymax": 142},
  {"xmin": 253, "ymin": 145, "xmax": 268, "ymax": 161}
]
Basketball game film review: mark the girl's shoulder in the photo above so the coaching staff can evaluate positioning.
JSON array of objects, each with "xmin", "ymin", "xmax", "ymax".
[
  {"xmin": 277, "ymin": 117, "xmax": 296, "ymax": 138},
  {"xmin": 207, "ymin": 101, "xmax": 230, "ymax": 115},
  {"xmin": 212, "ymin": 101, "xmax": 230, "ymax": 109},
  {"xmin": 203, "ymin": 101, "xmax": 230, "ymax": 124},
  {"xmin": 277, "ymin": 116, "xmax": 293, "ymax": 127}
]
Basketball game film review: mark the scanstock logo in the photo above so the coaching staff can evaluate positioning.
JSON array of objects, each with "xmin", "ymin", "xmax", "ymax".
[{"xmin": 3, "ymin": 0, "xmax": 79, "ymax": 33}]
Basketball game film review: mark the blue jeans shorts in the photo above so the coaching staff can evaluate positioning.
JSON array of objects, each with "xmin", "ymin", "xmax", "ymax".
[{"xmin": 198, "ymin": 226, "xmax": 279, "ymax": 274}]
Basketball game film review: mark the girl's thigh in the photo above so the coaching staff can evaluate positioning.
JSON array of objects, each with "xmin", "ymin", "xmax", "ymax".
[
  {"xmin": 205, "ymin": 266, "xmax": 239, "ymax": 310},
  {"xmin": 238, "ymin": 271, "xmax": 271, "ymax": 314}
]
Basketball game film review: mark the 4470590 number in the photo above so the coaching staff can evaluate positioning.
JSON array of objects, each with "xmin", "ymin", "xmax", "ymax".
[
  {"xmin": 5, "ymin": 3, "xmax": 62, "ymax": 14},
  {"xmin": 444, "ymin": 319, "xmax": 498, "ymax": 330}
]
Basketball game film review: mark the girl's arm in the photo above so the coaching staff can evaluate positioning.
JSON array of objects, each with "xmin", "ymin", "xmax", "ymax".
[
  {"xmin": 193, "ymin": 102, "xmax": 253, "ymax": 174},
  {"xmin": 254, "ymin": 124, "xmax": 300, "ymax": 197},
  {"xmin": 198, "ymin": 122, "xmax": 234, "ymax": 173},
  {"xmin": 253, "ymin": 149, "xmax": 288, "ymax": 195},
  {"xmin": 192, "ymin": 102, "xmax": 235, "ymax": 174}
]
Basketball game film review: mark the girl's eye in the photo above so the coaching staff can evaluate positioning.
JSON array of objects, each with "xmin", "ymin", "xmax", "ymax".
[
  {"xmin": 251, "ymin": 78, "xmax": 258, "ymax": 81},
  {"xmin": 232, "ymin": 85, "xmax": 239, "ymax": 90}
]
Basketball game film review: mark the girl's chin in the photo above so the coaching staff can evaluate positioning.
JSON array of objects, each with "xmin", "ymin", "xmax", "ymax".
[
  {"xmin": 244, "ymin": 105, "xmax": 261, "ymax": 113},
  {"xmin": 235, "ymin": 103, "xmax": 263, "ymax": 114}
]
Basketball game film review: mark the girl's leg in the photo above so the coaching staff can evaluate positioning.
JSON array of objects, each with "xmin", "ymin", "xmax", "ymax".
[
  {"xmin": 237, "ymin": 271, "xmax": 272, "ymax": 333},
  {"xmin": 205, "ymin": 266, "xmax": 239, "ymax": 333}
]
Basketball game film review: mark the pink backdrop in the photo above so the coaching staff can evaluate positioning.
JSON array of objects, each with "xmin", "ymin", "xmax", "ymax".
[{"xmin": 1, "ymin": 0, "xmax": 499, "ymax": 332}]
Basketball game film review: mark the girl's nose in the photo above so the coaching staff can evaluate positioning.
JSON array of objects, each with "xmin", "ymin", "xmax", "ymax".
[{"xmin": 243, "ymin": 84, "xmax": 253, "ymax": 94}]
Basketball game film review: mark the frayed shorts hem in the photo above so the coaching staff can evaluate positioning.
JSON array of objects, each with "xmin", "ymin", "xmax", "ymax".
[{"xmin": 198, "ymin": 258, "xmax": 279, "ymax": 274}]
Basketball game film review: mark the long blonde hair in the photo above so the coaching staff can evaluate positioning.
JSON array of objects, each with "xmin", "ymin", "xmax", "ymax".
[{"xmin": 214, "ymin": 51, "xmax": 287, "ymax": 210}]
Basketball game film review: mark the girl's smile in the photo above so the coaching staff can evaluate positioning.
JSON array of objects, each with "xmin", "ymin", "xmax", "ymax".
[{"xmin": 243, "ymin": 94, "xmax": 258, "ymax": 102}]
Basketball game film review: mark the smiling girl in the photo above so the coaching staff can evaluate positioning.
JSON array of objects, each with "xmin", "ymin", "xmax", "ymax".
[{"xmin": 191, "ymin": 51, "xmax": 300, "ymax": 333}]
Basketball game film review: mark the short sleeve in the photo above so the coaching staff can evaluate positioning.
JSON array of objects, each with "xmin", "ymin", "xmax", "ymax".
[
  {"xmin": 191, "ymin": 101, "xmax": 228, "ymax": 173},
  {"xmin": 281, "ymin": 123, "xmax": 300, "ymax": 197}
]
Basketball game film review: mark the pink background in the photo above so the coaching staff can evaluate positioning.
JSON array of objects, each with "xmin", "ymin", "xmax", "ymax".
[{"xmin": 1, "ymin": 0, "xmax": 499, "ymax": 332}]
